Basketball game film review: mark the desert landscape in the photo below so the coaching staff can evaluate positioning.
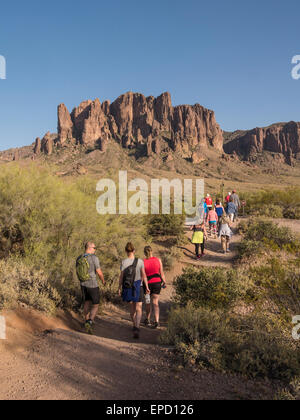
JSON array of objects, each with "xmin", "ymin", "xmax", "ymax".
[{"xmin": 1, "ymin": 0, "xmax": 300, "ymax": 404}]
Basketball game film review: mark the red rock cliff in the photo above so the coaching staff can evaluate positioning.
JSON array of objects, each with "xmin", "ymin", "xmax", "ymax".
[{"xmin": 54, "ymin": 91, "xmax": 223, "ymax": 159}]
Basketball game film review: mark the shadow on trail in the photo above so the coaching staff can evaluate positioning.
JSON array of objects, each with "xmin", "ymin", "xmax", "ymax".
[{"xmin": 90, "ymin": 315, "xmax": 162, "ymax": 346}]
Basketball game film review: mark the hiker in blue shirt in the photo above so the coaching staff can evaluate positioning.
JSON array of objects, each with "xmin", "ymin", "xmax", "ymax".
[{"xmin": 226, "ymin": 197, "xmax": 238, "ymax": 222}]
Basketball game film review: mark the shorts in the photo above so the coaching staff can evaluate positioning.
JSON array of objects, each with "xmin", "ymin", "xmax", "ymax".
[
  {"xmin": 209, "ymin": 221, "xmax": 217, "ymax": 225},
  {"xmin": 145, "ymin": 282, "xmax": 162, "ymax": 296},
  {"xmin": 81, "ymin": 286, "xmax": 100, "ymax": 305},
  {"xmin": 122, "ymin": 286, "xmax": 144, "ymax": 303},
  {"xmin": 137, "ymin": 286, "xmax": 145, "ymax": 302}
]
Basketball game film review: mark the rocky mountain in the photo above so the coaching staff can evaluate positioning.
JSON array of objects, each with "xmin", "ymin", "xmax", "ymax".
[
  {"xmin": 2, "ymin": 91, "xmax": 299, "ymax": 169},
  {"xmin": 33, "ymin": 92, "xmax": 224, "ymax": 163},
  {"xmin": 224, "ymin": 122, "xmax": 300, "ymax": 165}
]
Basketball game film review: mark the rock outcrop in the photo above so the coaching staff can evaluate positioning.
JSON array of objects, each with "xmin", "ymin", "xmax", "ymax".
[
  {"xmin": 224, "ymin": 122, "xmax": 300, "ymax": 165},
  {"xmin": 41, "ymin": 132, "xmax": 54, "ymax": 155},
  {"xmin": 34, "ymin": 137, "xmax": 41, "ymax": 154},
  {"xmin": 50, "ymin": 91, "xmax": 223, "ymax": 160},
  {"xmin": 57, "ymin": 104, "xmax": 73, "ymax": 144}
]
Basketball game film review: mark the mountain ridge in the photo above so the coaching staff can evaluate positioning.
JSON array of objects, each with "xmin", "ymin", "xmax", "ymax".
[{"xmin": 0, "ymin": 91, "xmax": 299, "ymax": 168}]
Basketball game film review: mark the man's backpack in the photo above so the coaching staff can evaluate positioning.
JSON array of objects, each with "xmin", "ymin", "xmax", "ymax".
[
  {"xmin": 122, "ymin": 258, "xmax": 138, "ymax": 289},
  {"xmin": 76, "ymin": 254, "xmax": 90, "ymax": 283}
]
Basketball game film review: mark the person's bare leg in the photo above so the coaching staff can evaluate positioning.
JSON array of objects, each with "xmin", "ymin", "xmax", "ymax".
[
  {"xmin": 227, "ymin": 236, "xmax": 230, "ymax": 252},
  {"xmin": 152, "ymin": 295, "xmax": 160, "ymax": 323},
  {"xmin": 135, "ymin": 303, "xmax": 143, "ymax": 329},
  {"xmin": 90, "ymin": 304, "xmax": 99, "ymax": 322},
  {"xmin": 221, "ymin": 236, "xmax": 226, "ymax": 253},
  {"xmin": 130, "ymin": 302, "xmax": 136, "ymax": 326},
  {"xmin": 84, "ymin": 301, "xmax": 92, "ymax": 321},
  {"xmin": 146, "ymin": 303, "xmax": 151, "ymax": 321}
]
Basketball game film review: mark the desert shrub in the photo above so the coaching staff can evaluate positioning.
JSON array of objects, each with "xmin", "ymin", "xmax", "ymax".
[
  {"xmin": 173, "ymin": 267, "xmax": 251, "ymax": 309},
  {"xmin": 162, "ymin": 304, "xmax": 300, "ymax": 382},
  {"xmin": 159, "ymin": 247, "xmax": 182, "ymax": 271},
  {"xmin": 249, "ymin": 258, "xmax": 300, "ymax": 319},
  {"xmin": 0, "ymin": 259, "xmax": 62, "ymax": 314},
  {"xmin": 242, "ymin": 220, "xmax": 295, "ymax": 246},
  {"xmin": 238, "ymin": 220, "xmax": 300, "ymax": 258},
  {"xmin": 275, "ymin": 379, "xmax": 300, "ymax": 400},
  {"xmin": 240, "ymin": 188, "xmax": 300, "ymax": 220},
  {"xmin": 237, "ymin": 240, "xmax": 264, "ymax": 259},
  {"xmin": 283, "ymin": 206, "xmax": 300, "ymax": 220},
  {"xmin": 0, "ymin": 165, "xmax": 148, "ymax": 312},
  {"xmin": 259, "ymin": 204, "xmax": 284, "ymax": 219},
  {"xmin": 146, "ymin": 213, "xmax": 185, "ymax": 241}
]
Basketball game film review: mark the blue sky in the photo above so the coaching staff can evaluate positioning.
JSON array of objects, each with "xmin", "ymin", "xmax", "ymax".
[{"xmin": 0, "ymin": 0, "xmax": 299, "ymax": 150}]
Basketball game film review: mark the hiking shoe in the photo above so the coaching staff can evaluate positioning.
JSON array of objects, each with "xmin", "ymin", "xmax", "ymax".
[
  {"xmin": 143, "ymin": 319, "xmax": 150, "ymax": 327},
  {"xmin": 84, "ymin": 320, "xmax": 94, "ymax": 335},
  {"xmin": 133, "ymin": 327, "xmax": 140, "ymax": 339},
  {"xmin": 152, "ymin": 322, "xmax": 160, "ymax": 329}
]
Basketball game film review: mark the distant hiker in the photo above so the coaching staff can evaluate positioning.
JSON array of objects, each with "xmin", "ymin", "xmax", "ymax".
[
  {"xmin": 202, "ymin": 199, "xmax": 208, "ymax": 218},
  {"xmin": 205, "ymin": 194, "xmax": 213, "ymax": 212},
  {"xmin": 143, "ymin": 246, "xmax": 167, "ymax": 329},
  {"xmin": 190, "ymin": 222, "xmax": 207, "ymax": 259},
  {"xmin": 225, "ymin": 192, "xmax": 232, "ymax": 204},
  {"xmin": 226, "ymin": 197, "xmax": 238, "ymax": 222},
  {"xmin": 231, "ymin": 190, "xmax": 241, "ymax": 221},
  {"xmin": 206, "ymin": 208, "xmax": 218, "ymax": 238},
  {"xmin": 219, "ymin": 214, "xmax": 233, "ymax": 254},
  {"xmin": 199, "ymin": 198, "xmax": 209, "ymax": 221},
  {"xmin": 76, "ymin": 242, "xmax": 106, "ymax": 334},
  {"xmin": 215, "ymin": 199, "xmax": 225, "ymax": 225},
  {"xmin": 119, "ymin": 242, "xmax": 150, "ymax": 339}
]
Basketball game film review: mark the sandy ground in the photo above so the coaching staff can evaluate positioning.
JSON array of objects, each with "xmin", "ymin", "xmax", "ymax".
[{"xmin": 1, "ymin": 218, "xmax": 298, "ymax": 400}]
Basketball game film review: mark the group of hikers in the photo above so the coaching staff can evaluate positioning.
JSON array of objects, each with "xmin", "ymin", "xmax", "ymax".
[
  {"xmin": 190, "ymin": 190, "xmax": 241, "ymax": 259},
  {"xmin": 76, "ymin": 190, "xmax": 241, "ymax": 339},
  {"xmin": 76, "ymin": 242, "xmax": 166, "ymax": 339}
]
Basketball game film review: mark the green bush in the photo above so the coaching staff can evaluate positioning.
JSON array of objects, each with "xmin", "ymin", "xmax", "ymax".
[
  {"xmin": 0, "ymin": 258, "xmax": 62, "ymax": 314},
  {"xmin": 240, "ymin": 188, "xmax": 300, "ymax": 220},
  {"xmin": 159, "ymin": 247, "xmax": 181, "ymax": 271},
  {"xmin": 242, "ymin": 220, "xmax": 295, "ymax": 246},
  {"xmin": 249, "ymin": 258, "xmax": 300, "ymax": 319},
  {"xmin": 145, "ymin": 213, "xmax": 185, "ymax": 240},
  {"xmin": 237, "ymin": 240, "xmax": 264, "ymax": 259},
  {"xmin": 173, "ymin": 267, "xmax": 251, "ymax": 309},
  {"xmin": 260, "ymin": 204, "xmax": 284, "ymax": 219},
  {"xmin": 0, "ymin": 164, "xmax": 147, "ymax": 312},
  {"xmin": 162, "ymin": 304, "xmax": 300, "ymax": 382},
  {"xmin": 238, "ymin": 220, "xmax": 300, "ymax": 258}
]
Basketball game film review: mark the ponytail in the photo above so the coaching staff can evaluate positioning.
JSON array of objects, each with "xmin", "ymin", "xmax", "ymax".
[{"xmin": 144, "ymin": 246, "xmax": 152, "ymax": 259}]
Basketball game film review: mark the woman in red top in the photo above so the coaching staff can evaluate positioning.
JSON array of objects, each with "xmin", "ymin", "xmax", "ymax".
[{"xmin": 143, "ymin": 246, "xmax": 166, "ymax": 329}]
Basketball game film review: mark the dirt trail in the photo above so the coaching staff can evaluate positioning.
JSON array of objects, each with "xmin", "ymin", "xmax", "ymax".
[
  {"xmin": 180, "ymin": 223, "xmax": 241, "ymax": 269},
  {"xmin": 0, "ymin": 218, "xmax": 279, "ymax": 400}
]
